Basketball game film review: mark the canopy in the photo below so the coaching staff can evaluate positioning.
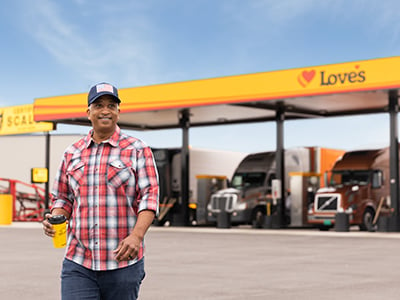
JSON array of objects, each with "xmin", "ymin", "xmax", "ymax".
[{"xmin": 34, "ymin": 56, "xmax": 400, "ymax": 129}]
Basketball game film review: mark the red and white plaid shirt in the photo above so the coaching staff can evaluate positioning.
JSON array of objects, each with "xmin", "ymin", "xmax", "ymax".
[{"xmin": 51, "ymin": 126, "xmax": 159, "ymax": 271}]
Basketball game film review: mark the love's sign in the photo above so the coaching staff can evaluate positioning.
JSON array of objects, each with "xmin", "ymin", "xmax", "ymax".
[{"xmin": 298, "ymin": 65, "xmax": 366, "ymax": 88}]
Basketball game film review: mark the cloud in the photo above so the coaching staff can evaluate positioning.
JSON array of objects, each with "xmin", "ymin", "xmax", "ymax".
[
  {"xmin": 221, "ymin": 0, "xmax": 331, "ymax": 28},
  {"xmin": 221, "ymin": 0, "xmax": 400, "ymax": 35},
  {"xmin": 18, "ymin": 0, "xmax": 161, "ymax": 87}
]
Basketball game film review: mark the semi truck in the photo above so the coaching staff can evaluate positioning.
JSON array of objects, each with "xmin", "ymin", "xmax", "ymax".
[
  {"xmin": 207, "ymin": 147, "xmax": 344, "ymax": 228},
  {"xmin": 151, "ymin": 147, "xmax": 247, "ymax": 225},
  {"xmin": 307, "ymin": 147, "xmax": 392, "ymax": 231}
]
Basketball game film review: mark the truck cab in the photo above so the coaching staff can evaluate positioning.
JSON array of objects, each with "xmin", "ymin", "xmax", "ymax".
[
  {"xmin": 207, "ymin": 151, "xmax": 276, "ymax": 227},
  {"xmin": 308, "ymin": 148, "xmax": 389, "ymax": 231},
  {"xmin": 207, "ymin": 148, "xmax": 311, "ymax": 227}
]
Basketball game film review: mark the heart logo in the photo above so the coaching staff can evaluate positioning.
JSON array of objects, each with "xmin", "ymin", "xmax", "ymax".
[
  {"xmin": 297, "ymin": 69, "xmax": 316, "ymax": 87},
  {"xmin": 302, "ymin": 70, "xmax": 315, "ymax": 82}
]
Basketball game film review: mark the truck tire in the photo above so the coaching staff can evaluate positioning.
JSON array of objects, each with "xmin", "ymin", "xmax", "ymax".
[
  {"xmin": 360, "ymin": 208, "xmax": 375, "ymax": 232},
  {"xmin": 252, "ymin": 208, "xmax": 265, "ymax": 228},
  {"xmin": 318, "ymin": 226, "xmax": 331, "ymax": 231}
]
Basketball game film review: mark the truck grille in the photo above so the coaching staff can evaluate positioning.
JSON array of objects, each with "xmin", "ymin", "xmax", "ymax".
[
  {"xmin": 315, "ymin": 194, "xmax": 340, "ymax": 211},
  {"xmin": 210, "ymin": 194, "xmax": 237, "ymax": 212}
]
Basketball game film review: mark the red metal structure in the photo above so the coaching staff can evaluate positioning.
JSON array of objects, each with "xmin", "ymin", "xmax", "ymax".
[{"xmin": 0, "ymin": 178, "xmax": 50, "ymax": 222}]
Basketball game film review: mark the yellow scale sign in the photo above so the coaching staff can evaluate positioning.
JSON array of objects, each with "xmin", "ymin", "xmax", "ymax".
[
  {"xmin": 0, "ymin": 104, "xmax": 53, "ymax": 135},
  {"xmin": 31, "ymin": 167, "xmax": 49, "ymax": 183}
]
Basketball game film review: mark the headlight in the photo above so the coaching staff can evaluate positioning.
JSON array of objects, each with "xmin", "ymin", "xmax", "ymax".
[{"xmin": 235, "ymin": 202, "xmax": 247, "ymax": 210}]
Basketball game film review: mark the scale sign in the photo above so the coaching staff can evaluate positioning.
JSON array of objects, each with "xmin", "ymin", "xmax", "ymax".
[
  {"xmin": 31, "ymin": 167, "xmax": 49, "ymax": 183},
  {"xmin": 0, "ymin": 104, "xmax": 53, "ymax": 135}
]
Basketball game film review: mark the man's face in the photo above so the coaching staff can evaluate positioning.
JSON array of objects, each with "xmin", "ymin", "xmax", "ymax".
[{"xmin": 87, "ymin": 95, "xmax": 120, "ymax": 132}]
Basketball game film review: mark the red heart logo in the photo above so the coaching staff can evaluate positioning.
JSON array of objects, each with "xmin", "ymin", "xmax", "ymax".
[{"xmin": 302, "ymin": 70, "xmax": 315, "ymax": 82}]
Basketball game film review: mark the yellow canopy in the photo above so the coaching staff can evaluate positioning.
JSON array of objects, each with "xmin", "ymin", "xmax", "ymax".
[{"xmin": 34, "ymin": 56, "xmax": 400, "ymax": 130}]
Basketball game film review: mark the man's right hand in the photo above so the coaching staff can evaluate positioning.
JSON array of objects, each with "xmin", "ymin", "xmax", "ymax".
[{"xmin": 42, "ymin": 213, "xmax": 55, "ymax": 238}]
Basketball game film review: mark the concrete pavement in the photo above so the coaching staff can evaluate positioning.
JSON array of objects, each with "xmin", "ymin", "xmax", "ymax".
[{"xmin": 1, "ymin": 223, "xmax": 400, "ymax": 299}]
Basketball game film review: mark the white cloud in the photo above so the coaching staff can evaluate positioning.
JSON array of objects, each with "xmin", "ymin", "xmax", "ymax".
[
  {"xmin": 222, "ymin": 0, "xmax": 400, "ymax": 36},
  {"xmin": 222, "ymin": 0, "xmax": 332, "ymax": 28},
  {"xmin": 18, "ymin": 0, "xmax": 161, "ymax": 87}
]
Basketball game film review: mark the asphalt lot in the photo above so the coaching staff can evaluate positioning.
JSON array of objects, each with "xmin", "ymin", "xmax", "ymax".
[{"xmin": 1, "ymin": 223, "xmax": 400, "ymax": 300}]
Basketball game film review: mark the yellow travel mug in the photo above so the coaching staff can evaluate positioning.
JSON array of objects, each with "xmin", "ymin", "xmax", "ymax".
[{"xmin": 48, "ymin": 215, "xmax": 67, "ymax": 248}]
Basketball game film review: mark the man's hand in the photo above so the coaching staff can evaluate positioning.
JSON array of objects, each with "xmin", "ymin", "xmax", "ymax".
[
  {"xmin": 42, "ymin": 208, "xmax": 70, "ymax": 238},
  {"xmin": 42, "ymin": 213, "xmax": 55, "ymax": 237},
  {"xmin": 113, "ymin": 234, "xmax": 142, "ymax": 262},
  {"xmin": 113, "ymin": 210, "xmax": 155, "ymax": 262}
]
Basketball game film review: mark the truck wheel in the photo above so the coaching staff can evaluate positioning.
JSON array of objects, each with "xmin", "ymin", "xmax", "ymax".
[
  {"xmin": 360, "ymin": 208, "xmax": 375, "ymax": 232},
  {"xmin": 318, "ymin": 226, "xmax": 331, "ymax": 231},
  {"xmin": 252, "ymin": 209, "xmax": 265, "ymax": 228}
]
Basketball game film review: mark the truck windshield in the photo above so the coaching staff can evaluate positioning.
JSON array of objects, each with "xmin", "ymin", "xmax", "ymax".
[
  {"xmin": 231, "ymin": 172, "xmax": 266, "ymax": 189},
  {"xmin": 330, "ymin": 170, "xmax": 371, "ymax": 186}
]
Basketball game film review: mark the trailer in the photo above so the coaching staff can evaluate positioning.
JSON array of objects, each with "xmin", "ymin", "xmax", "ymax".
[{"xmin": 152, "ymin": 147, "xmax": 247, "ymax": 225}]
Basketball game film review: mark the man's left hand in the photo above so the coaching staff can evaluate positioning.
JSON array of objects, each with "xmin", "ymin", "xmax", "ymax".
[{"xmin": 113, "ymin": 234, "xmax": 141, "ymax": 262}]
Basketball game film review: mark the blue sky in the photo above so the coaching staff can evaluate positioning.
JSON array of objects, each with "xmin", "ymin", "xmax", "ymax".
[{"xmin": 0, "ymin": 0, "xmax": 399, "ymax": 153}]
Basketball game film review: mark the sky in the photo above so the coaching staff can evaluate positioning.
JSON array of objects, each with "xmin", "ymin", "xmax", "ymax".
[{"xmin": 1, "ymin": 0, "xmax": 399, "ymax": 154}]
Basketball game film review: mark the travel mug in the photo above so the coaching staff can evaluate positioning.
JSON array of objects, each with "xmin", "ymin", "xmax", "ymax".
[{"xmin": 48, "ymin": 215, "xmax": 67, "ymax": 248}]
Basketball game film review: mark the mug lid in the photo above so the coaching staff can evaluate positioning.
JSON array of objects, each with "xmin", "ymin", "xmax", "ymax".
[{"xmin": 48, "ymin": 215, "xmax": 67, "ymax": 224}]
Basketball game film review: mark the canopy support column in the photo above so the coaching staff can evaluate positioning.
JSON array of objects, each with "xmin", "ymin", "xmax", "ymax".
[
  {"xmin": 45, "ymin": 132, "xmax": 51, "ymax": 211},
  {"xmin": 274, "ymin": 102, "xmax": 286, "ymax": 228},
  {"xmin": 179, "ymin": 109, "xmax": 190, "ymax": 226},
  {"xmin": 388, "ymin": 90, "xmax": 400, "ymax": 231}
]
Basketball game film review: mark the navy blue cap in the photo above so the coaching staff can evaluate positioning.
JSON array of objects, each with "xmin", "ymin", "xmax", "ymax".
[{"xmin": 87, "ymin": 82, "xmax": 121, "ymax": 106}]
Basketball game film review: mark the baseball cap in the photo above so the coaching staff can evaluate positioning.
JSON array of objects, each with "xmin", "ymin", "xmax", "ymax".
[{"xmin": 87, "ymin": 82, "xmax": 121, "ymax": 106}]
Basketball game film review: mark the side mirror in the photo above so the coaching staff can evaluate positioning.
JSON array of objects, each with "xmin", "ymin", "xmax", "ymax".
[{"xmin": 324, "ymin": 171, "xmax": 328, "ymax": 187}]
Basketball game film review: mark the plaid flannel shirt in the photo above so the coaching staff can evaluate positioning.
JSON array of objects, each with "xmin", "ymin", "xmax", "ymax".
[{"xmin": 51, "ymin": 126, "xmax": 159, "ymax": 271}]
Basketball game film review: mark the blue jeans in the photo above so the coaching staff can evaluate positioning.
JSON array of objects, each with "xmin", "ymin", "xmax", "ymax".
[{"xmin": 61, "ymin": 258, "xmax": 145, "ymax": 300}]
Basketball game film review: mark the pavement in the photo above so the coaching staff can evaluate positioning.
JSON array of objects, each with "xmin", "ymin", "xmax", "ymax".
[{"xmin": 1, "ymin": 222, "xmax": 400, "ymax": 300}]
